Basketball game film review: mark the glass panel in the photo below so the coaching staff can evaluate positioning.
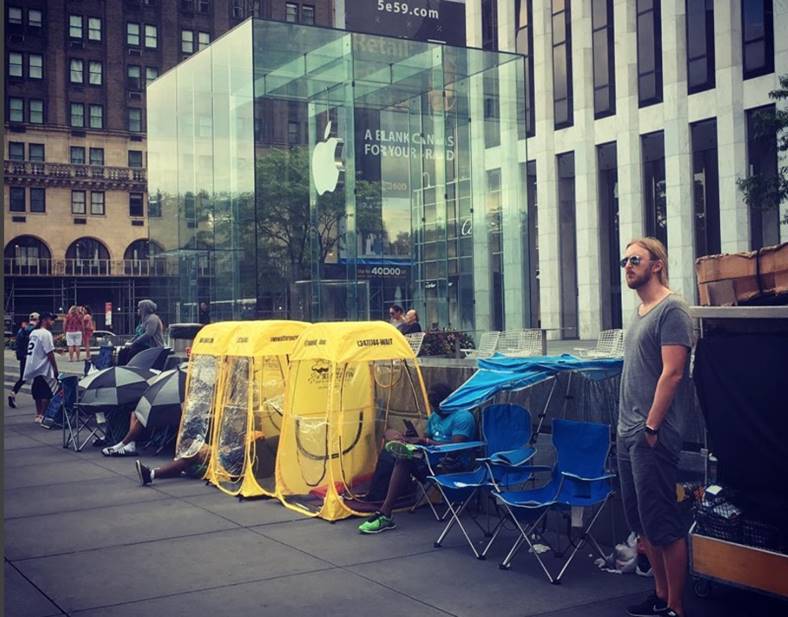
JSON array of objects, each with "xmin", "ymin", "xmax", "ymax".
[{"xmin": 642, "ymin": 131, "xmax": 667, "ymax": 247}]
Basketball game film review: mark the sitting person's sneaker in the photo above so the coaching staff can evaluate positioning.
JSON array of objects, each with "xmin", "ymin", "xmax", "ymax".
[
  {"xmin": 358, "ymin": 512, "xmax": 396, "ymax": 534},
  {"xmin": 626, "ymin": 592, "xmax": 668, "ymax": 616},
  {"xmin": 101, "ymin": 441, "xmax": 136, "ymax": 457},
  {"xmin": 384, "ymin": 441, "xmax": 420, "ymax": 460},
  {"xmin": 135, "ymin": 460, "xmax": 153, "ymax": 486}
]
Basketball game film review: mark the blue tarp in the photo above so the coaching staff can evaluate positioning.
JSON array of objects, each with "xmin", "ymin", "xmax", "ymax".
[{"xmin": 440, "ymin": 354, "xmax": 623, "ymax": 413}]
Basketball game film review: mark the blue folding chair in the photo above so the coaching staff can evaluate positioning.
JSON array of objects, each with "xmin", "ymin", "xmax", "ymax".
[
  {"xmin": 61, "ymin": 376, "xmax": 104, "ymax": 451},
  {"xmin": 422, "ymin": 404, "xmax": 537, "ymax": 558},
  {"xmin": 492, "ymin": 418, "xmax": 615, "ymax": 583}
]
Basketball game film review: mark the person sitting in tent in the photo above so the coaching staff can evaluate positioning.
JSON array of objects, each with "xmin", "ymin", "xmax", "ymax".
[{"xmin": 358, "ymin": 382, "xmax": 476, "ymax": 534}]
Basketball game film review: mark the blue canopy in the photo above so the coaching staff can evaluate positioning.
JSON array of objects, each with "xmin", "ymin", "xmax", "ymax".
[{"xmin": 440, "ymin": 354, "xmax": 623, "ymax": 413}]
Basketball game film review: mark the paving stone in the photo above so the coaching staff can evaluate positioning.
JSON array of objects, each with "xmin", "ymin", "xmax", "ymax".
[
  {"xmin": 4, "ymin": 459, "xmax": 117, "ymax": 490},
  {"xmin": 3, "ymin": 563, "xmax": 63, "ymax": 617}
]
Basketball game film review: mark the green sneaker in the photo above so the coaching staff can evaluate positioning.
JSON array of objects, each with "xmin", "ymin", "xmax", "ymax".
[
  {"xmin": 358, "ymin": 513, "xmax": 397, "ymax": 534},
  {"xmin": 385, "ymin": 441, "xmax": 420, "ymax": 460}
]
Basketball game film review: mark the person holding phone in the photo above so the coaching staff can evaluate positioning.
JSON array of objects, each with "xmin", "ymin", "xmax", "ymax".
[{"xmin": 358, "ymin": 382, "xmax": 476, "ymax": 534}]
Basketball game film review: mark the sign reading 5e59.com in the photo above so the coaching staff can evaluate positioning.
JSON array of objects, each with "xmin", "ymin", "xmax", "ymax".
[{"xmin": 346, "ymin": 0, "xmax": 466, "ymax": 47}]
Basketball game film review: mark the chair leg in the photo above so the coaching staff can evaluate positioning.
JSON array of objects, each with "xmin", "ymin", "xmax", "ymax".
[
  {"xmin": 553, "ymin": 496, "xmax": 611, "ymax": 584},
  {"xmin": 432, "ymin": 486, "xmax": 481, "ymax": 558},
  {"xmin": 411, "ymin": 481, "xmax": 441, "ymax": 520},
  {"xmin": 497, "ymin": 504, "xmax": 555, "ymax": 583}
]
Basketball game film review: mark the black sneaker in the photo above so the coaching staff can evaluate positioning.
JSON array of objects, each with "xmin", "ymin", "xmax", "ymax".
[
  {"xmin": 626, "ymin": 593, "xmax": 668, "ymax": 616},
  {"xmin": 135, "ymin": 460, "xmax": 152, "ymax": 486},
  {"xmin": 664, "ymin": 610, "xmax": 681, "ymax": 617},
  {"xmin": 8, "ymin": 395, "xmax": 16, "ymax": 409}
]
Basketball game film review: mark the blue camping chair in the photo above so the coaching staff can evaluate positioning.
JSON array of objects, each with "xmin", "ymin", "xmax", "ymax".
[
  {"xmin": 420, "ymin": 404, "xmax": 537, "ymax": 559},
  {"xmin": 94, "ymin": 345, "xmax": 114, "ymax": 370},
  {"xmin": 491, "ymin": 418, "xmax": 615, "ymax": 583},
  {"xmin": 61, "ymin": 376, "xmax": 104, "ymax": 451}
]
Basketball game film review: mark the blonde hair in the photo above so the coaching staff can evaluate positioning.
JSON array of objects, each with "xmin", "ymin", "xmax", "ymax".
[{"xmin": 626, "ymin": 237, "xmax": 669, "ymax": 287}]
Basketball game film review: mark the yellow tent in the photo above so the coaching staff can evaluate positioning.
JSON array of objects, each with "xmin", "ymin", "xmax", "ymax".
[
  {"xmin": 275, "ymin": 321, "xmax": 430, "ymax": 521},
  {"xmin": 174, "ymin": 321, "xmax": 243, "ymax": 467},
  {"xmin": 206, "ymin": 320, "xmax": 309, "ymax": 498}
]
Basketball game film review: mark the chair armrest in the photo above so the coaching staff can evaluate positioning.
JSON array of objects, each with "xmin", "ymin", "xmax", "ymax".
[
  {"xmin": 479, "ymin": 446, "xmax": 537, "ymax": 467},
  {"xmin": 488, "ymin": 464, "xmax": 552, "ymax": 475},
  {"xmin": 421, "ymin": 440, "xmax": 486, "ymax": 455},
  {"xmin": 560, "ymin": 471, "xmax": 616, "ymax": 483}
]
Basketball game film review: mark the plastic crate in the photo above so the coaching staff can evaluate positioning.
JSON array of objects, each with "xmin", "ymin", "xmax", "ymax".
[
  {"xmin": 741, "ymin": 518, "xmax": 787, "ymax": 554},
  {"xmin": 694, "ymin": 497, "xmax": 742, "ymax": 543}
]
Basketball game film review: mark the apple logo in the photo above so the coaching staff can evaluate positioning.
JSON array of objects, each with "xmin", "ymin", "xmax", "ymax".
[{"xmin": 311, "ymin": 121, "xmax": 344, "ymax": 196}]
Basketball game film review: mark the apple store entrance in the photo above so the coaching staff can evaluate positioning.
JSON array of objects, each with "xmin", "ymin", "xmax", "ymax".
[{"xmin": 148, "ymin": 18, "xmax": 530, "ymax": 338}]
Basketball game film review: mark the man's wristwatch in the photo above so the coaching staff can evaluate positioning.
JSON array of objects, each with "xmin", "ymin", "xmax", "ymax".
[{"xmin": 644, "ymin": 425, "xmax": 659, "ymax": 436}]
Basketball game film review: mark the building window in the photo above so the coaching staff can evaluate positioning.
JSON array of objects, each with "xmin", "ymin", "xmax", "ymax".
[
  {"xmin": 127, "ymin": 23, "xmax": 140, "ymax": 46},
  {"xmin": 637, "ymin": 0, "xmax": 662, "ymax": 107},
  {"xmin": 232, "ymin": 0, "xmax": 244, "ymax": 18},
  {"xmin": 181, "ymin": 30, "xmax": 194, "ymax": 54},
  {"xmin": 592, "ymin": 0, "xmax": 616, "ymax": 118},
  {"xmin": 9, "ymin": 52, "xmax": 23, "ymax": 77},
  {"xmin": 70, "ymin": 103, "xmax": 85, "ymax": 127},
  {"xmin": 597, "ymin": 142, "xmax": 621, "ymax": 329},
  {"xmin": 88, "ymin": 17, "xmax": 101, "ymax": 41},
  {"xmin": 557, "ymin": 151, "xmax": 578, "ymax": 338},
  {"xmin": 70, "ymin": 59, "xmax": 83, "ymax": 83},
  {"xmin": 28, "ymin": 144, "xmax": 44, "ymax": 162},
  {"xmin": 515, "ymin": 0, "xmax": 535, "ymax": 138},
  {"xmin": 746, "ymin": 105, "xmax": 780, "ymax": 249},
  {"xmin": 89, "ymin": 105, "xmax": 103, "ymax": 129},
  {"xmin": 128, "ymin": 108, "xmax": 142, "ymax": 132},
  {"xmin": 91, "ymin": 191, "xmax": 105, "ymax": 215},
  {"xmin": 28, "ymin": 9, "xmax": 42, "ymax": 27},
  {"xmin": 198, "ymin": 0, "xmax": 211, "ymax": 13},
  {"xmin": 481, "ymin": 0, "xmax": 498, "ymax": 50},
  {"xmin": 181, "ymin": 0, "xmax": 194, "ymax": 10},
  {"xmin": 301, "ymin": 4, "xmax": 314, "ymax": 24},
  {"xmin": 145, "ymin": 66, "xmax": 159, "ymax": 86},
  {"xmin": 524, "ymin": 160, "xmax": 540, "ymax": 325},
  {"xmin": 288, "ymin": 121, "xmax": 299, "ymax": 143},
  {"xmin": 552, "ymin": 0, "xmax": 573, "ymax": 128},
  {"xmin": 89, "ymin": 147, "xmax": 104, "ymax": 166},
  {"xmin": 145, "ymin": 24, "xmax": 158, "ymax": 48},
  {"xmin": 71, "ymin": 190, "xmax": 86, "ymax": 214},
  {"xmin": 9, "ymin": 142, "xmax": 25, "ymax": 161},
  {"xmin": 89, "ymin": 61, "xmax": 102, "ymax": 85},
  {"xmin": 70, "ymin": 146, "xmax": 86, "ymax": 164},
  {"xmin": 198, "ymin": 32, "xmax": 210, "ymax": 50},
  {"xmin": 148, "ymin": 193, "xmax": 162, "ymax": 217},
  {"xmin": 9, "ymin": 98, "xmax": 24, "ymax": 122},
  {"xmin": 10, "ymin": 187, "xmax": 26, "ymax": 212},
  {"xmin": 486, "ymin": 169, "xmax": 505, "ymax": 330},
  {"xmin": 128, "ymin": 65, "xmax": 141, "ymax": 89},
  {"xmin": 483, "ymin": 74, "xmax": 500, "ymax": 148},
  {"xmin": 128, "ymin": 150, "xmax": 143, "ymax": 168},
  {"xmin": 129, "ymin": 193, "xmax": 144, "ymax": 217},
  {"xmin": 28, "ymin": 54, "xmax": 43, "ymax": 79},
  {"xmin": 285, "ymin": 3, "xmax": 298, "ymax": 22},
  {"xmin": 8, "ymin": 6, "xmax": 23, "ymax": 25},
  {"xmin": 642, "ymin": 130, "xmax": 667, "ymax": 248},
  {"xmin": 742, "ymin": 0, "xmax": 774, "ymax": 79},
  {"xmin": 30, "ymin": 188, "xmax": 45, "ymax": 213},
  {"xmin": 69, "ymin": 14, "xmax": 82, "ymax": 38},
  {"xmin": 29, "ymin": 99, "xmax": 43, "ymax": 123},
  {"xmin": 686, "ymin": 0, "xmax": 715, "ymax": 93},
  {"xmin": 691, "ymin": 119, "xmax": 721, "ymax": 259}
]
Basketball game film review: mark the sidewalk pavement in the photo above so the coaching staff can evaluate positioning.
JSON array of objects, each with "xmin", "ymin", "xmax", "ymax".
[{"xmin": 4, "ymin": 356, "xmax": 785, "ymax": 616}]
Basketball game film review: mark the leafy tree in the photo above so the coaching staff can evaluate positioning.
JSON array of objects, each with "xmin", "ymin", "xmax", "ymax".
[{"xmin": 737, "ymin": 74, "xmax": 788, "ymax": 224}]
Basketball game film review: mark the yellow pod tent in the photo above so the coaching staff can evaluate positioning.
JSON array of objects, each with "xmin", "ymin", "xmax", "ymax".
[
  {"xmin": 275, "ymin": 321, "xmax": 430, "ymax": 521},
  {"xmin": 206, "ymin": 320, "xmax": 309, "ymax": 498},
  {"xmin": 174, "ymin": 321, "xmax": 243, "ymax": 469}
]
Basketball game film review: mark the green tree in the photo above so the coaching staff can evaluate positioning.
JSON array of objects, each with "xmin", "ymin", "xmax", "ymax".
[{"xmin": 737, "ymin": 74, "xmax": 788, "ymax": 224}]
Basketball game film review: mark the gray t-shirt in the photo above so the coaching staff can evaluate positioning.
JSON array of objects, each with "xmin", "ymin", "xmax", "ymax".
[{"xmin": 618, "ymin": 294, "xmax": 693, "ymax": 455}]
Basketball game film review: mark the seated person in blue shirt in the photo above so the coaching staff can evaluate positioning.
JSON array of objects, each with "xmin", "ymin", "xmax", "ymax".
[{"xmin": 358, "ymin": 382, "xmax": 476, "ymax": 534}]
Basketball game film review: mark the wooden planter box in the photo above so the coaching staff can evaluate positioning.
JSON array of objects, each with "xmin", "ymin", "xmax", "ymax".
[{"xmin": 696, "ymin": 242, "xmax": 788, "ymax": 306}]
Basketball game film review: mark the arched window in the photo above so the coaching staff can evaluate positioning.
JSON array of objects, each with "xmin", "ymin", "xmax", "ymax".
[
  {"xmin": 123, "ymin": 239, "xmax": 163, "ymax": 275},
  {"xmin": 65, "ymin": 237, "xmax": 110, "ymax": 275},
  {"xmin": 4, "ymin": 236, "xmax": 51, "ymax": 275}
]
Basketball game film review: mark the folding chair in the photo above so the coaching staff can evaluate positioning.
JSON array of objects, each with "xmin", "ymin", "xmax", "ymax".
[
  {"xmin": 574, "ymin": 329, "xmax": 624, "ymax": 359},
  {"xmin": 491, "ymin": 418, "xmax": 615, "ymax": 583},
  {"xmin": 497, "ymin": 329, "xmax": 544, "ymax": 357},
  {"xmin": 421, "ymin": 404, "xmax": 537, "ymax": 558},
  {"xmin": 62, "ymin": 376, "xmax": 105, "ymax": 451}
]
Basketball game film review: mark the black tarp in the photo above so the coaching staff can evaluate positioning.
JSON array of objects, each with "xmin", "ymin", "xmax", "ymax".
[{"xmin": 693, "ymin": 333, "xmax": 788, "ymax": 526}]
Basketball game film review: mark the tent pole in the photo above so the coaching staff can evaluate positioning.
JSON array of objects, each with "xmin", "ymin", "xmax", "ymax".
[{"xmin": 531, "ymin": 376, "xmax": 558, "ymax": 445}]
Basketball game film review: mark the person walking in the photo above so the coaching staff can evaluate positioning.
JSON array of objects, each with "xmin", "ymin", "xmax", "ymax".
[
  {"xmin": 617, "ymin": 238, "xmax": 693, "ymax": 617},
  {"xmin": 64, "ymin": 305, "xmax": 83, "ymax": 362},
  {"xmin": 81, "ymin": 305, "xmax": 95, "ymax": 371},
  {"xmin": 23, "ymin": 312, "xmax": 59, "ymax": 423},
  {"xmin": 8, "ymin": 313, "xmax": 38, "ymax": 409}
]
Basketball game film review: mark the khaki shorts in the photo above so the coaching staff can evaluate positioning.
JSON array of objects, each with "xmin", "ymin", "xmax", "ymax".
[{"xmin": 66, "ymin": 331, "xmax": 83, "ymax": 346}]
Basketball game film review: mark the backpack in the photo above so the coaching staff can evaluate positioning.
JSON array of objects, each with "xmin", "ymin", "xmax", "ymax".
[{"xmin": 15, "ymin": 327, "xmax": 30, "ymax": 360}]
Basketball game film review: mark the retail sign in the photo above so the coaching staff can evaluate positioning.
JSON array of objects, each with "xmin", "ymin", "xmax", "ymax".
[
  {"xmin": 346, "ymin": 0, "xmax": 466, "ymax": 47},
  {"xmin": 311, "ymin": 122, "xmax": 344, "ymax": 195},
  {"xmin": 362, "ymin": 128, "xmax": 456, "ymax": 161}
]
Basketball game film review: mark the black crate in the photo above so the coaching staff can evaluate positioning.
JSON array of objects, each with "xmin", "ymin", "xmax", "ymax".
[
  {"xmin": 741, "ymin": 518, "xmax": 787, "ymax": 554},
  {"xmin": 694, "ymin": 498, "xmax": 742, "ymax": 543}
]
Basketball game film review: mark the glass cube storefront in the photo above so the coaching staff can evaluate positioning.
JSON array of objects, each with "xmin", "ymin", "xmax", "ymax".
[{"xmin": 148, "ymin": 19, "xmax": 528, "ymax": 336}]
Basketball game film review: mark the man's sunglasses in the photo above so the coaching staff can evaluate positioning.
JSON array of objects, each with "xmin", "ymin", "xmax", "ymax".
[{"xmin": 620, "ymin": 255, "xmax": 649, "ymax": 268}]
